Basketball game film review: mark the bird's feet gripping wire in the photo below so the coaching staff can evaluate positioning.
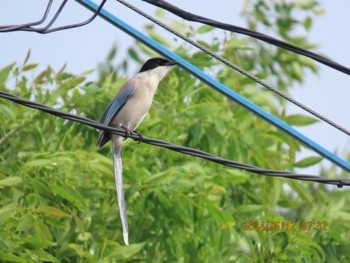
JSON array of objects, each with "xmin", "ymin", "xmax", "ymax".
[
  {"xmin": 133, "ymin": 130, "xmax": 144, "ymax": 144},
  {"xmin": 121, "ymin": 126, "xmax": 144, "ymax": 144},
  {"xmin": 121, "ymin": 125, "xmax": 132, "ymax": 139}
]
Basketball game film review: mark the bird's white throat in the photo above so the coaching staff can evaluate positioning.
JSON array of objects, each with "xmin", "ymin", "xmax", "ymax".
[{"xmin": 150, "ymin": 65, "xmax": 172, "ymax": 82}]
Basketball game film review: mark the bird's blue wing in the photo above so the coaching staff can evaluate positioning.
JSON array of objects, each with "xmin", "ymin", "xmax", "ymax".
[{"xmin": 97, "ymin": 86, "xmax": 135, "ymax": 148}]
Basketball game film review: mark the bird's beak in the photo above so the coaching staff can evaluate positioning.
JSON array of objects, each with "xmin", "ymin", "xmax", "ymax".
[{"xmin": 166, "ymin": 60, "xmax": 178, "ymax": 66}]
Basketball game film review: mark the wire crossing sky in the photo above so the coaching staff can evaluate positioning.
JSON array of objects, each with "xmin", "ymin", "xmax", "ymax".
[
  {"xmin": 142, "ymin": 0, "xmax": 350, "ymax": 76},
  {"xmin": 77, "ymin": 0, "xmax": 350, "ymax": 173},
  {"xmin": 116, "ymin": 0, "xmax": 350, "ymax": 137},
  {"xmin": 0, "ymin": 1, "xmax": 349, "ymax": 173},
  {"xmin": 1, "ymin": 90, "xmax": 349, "ymax": 187},
  {"xmin": 0, "ymin": 1, "xmax": 348, "ymax": 136},
  {"xmin": 0, "ymin": 0, "xmax": 106, "ymax": 33},
  {"xmin": 1, "ymin": 0, "xmax": 349, "ymax": 74}
]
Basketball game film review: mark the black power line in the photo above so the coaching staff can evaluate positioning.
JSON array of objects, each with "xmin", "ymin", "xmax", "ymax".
[
  {"xmin": 0, "ymin": 0, "xmax": 106, "ymax": 34},
  {"xmin": 1, "ymin": 90, "xmax": 349, "ymax": 188},
  {"xmin": 116, "ymin": 0, "xmax": 350, "ymax": 137},
  {"xmin": 142, "ymin": 0, "xmax": 350, "ymax": 76},
  {"xmin": 0, "ymin": 0, "xmax": 54, "ymax": 31},
  {"xmin": 1, "ymin": 1, "xmax": 349, "ymax": 136}
]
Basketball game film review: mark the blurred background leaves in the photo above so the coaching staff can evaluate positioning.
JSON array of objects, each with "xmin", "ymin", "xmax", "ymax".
[{"xmin": 1, "ymin": 0, "xmax": 349, "ymax": 262}]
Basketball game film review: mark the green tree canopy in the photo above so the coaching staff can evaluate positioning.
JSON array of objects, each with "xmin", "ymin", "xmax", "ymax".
[{"xmin": 1, "ymin": 1, "xmax": 350, "ymax": 262}]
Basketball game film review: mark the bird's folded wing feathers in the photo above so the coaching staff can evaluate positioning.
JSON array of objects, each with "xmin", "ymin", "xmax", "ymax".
[{"xmin": 97, "ymin": 86, "xmax": 135, "ymax": 147}]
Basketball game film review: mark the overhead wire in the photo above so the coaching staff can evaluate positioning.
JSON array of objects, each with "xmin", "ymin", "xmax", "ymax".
[
  {"xmin": 0, "ymin": 0, "xmax": 349, "ymax": 175},
  {"xmin": 78, "ymin": 0, "xmax": 350, "ymax": 173},
  {"xmin": 0, "ymin": 0, "xmax": 54, "ymax": 31},
  {"xmin": 1, "ymin": 90, "xmax": 349, "ymax": 188},
  {"xmin": 116, "ymin": 0, "xmax": 350, "ymax": 138},
  {"xmin": 1, "ymin": 0, "xmax": 349, "ymax": 136},
  {"xmin": 141, "ymin": 0, "xmax": 350, "ymax": 76},
  {"xmin": 0, "ymin": 0, "xmax": 107, "ymax": 34},
  {"xmin": 39, "ymin": 0, "xmax": 107, "ymax": 34},
  {"xmin": 1, "ymin": 1, "xmax": 349, "ymax": 74}
]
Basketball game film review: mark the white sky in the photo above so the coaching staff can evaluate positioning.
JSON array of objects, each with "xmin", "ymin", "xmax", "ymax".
[{"xmin": 1, "ymin": 0, "xmax": 349, "ymax": 175}]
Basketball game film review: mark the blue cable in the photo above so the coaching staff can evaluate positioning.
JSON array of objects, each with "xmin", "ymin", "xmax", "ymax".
[{"xmin": 76, "ymin": 0, "xmax": 350, "ymax": 173}]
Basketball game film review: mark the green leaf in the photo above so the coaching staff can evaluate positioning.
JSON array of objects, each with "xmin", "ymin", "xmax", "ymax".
[
  {"xmin": 34, "ymin": 67, "xmax": 50, "ymax": 84},
  {"xmin": 0, "ymin": 62, "xmax": 16, "ymax": 84},
  {"xmin": 148, "ymin": 30, "xmax": 171, "ymax": 47},
  {"xmin": 128, "ymin": 48, "xmax": 142, "ymax": 63},
  {"xmin": 0, "ymin": 204, "xmax": 17, "ymax": 226},
  {"xmin": 144, "ymin": 168, "xmax": 175, "ymax": 185},
  {"xmin": 57, "ymin": 64, "xmax": 67, "ymax": 76},
  {"xmin": 190, "ymin": 120, "xmax": 202, "ymax": 145},
  {"xmin": 17, "ymin": 215, "xmax": 35, "ymax": 232},
  {"xmin": 288, "ymin": 181, "xmax": 313, "ymax": 203},
  {"xmin": 37, "ymin": 206, "xmax": 71, "ymax": 218},
  {"xmin": 155, "ymin": 8, "xmax": 166, "ymax": 18},
  {"xmin": 23, "ymin": 236, "xmax": 51, "ymax": 249},
  {"xmin": 299, "ymin": 1, "xmax": 319, "ymax": 9},
  {"xmin": 82, "ymin": 68, "xmax": 95, "ymax": 75},
  {"xmin": 226, "ymin": 38, "xmax": 247, "ymax": 48},
  {"xmin": 50, "ymin": 184, "xmax": 86, "ymax": 209},
  {"xmin": 27, "ymin": 249, "xmax": 59, "ymax": 262},
  {"xmin": 0, "ymin": 104, "xmax": 16, "ymax": 120},
  {"xmin": 294, "ymin": 156, "xmax": 322, "ymax": 168},
  {"xmin": 107, "ymin": 46, "xmax": 118, "ymax": 61},
  {"xmin": 0, "ymin": 176, "xmax": 22, "ymax": 187},
  {"xmin": 89, "ymin": 154, "xmax": 113, "ymax": 176},
  {"xmin": 197, "ymin": 40, "xmax": 212, "ymax": 49},
  {"xmin": 23, "ymin": 49, "xmax": 31, "ymax": 65},
  {"xmin": 224, "ymin": 170, "xmax": 249, "ymax": 185},
  {"xmin": 292, "ymin": 61, "xmax": 304, "ymax": 81},
  {"xmin": 29, "ymin": 179, "xmax": 52, "ymax": 197},
  {"xmin": 0, "ymin": 253, "xmax": 26, "ymax": 263},
  {"xmin": 35, "ymin": 219, "xmax": 53, "ymax": 242},
  {"xmin": 197, "ymin": 25, "xmax": 215, "ymax": 34},
  {"xmin": 60, "ymin": 76, "xmax": 86, "ymax": 90},
  {"xmin": 234, "ymin": 205, "xmax": 264, "ymax": 214},
  {"xmin": 330, "ymin": 210, "xmax": 350, "ymax": 221},
  {"xmin": 22, "ymin": 63, "xmax": 38, "ymax": 71},
  {"xmin": 206, "ymin": 200, "xmax": 235, "ymax": 228},
  {"xmin": 25, "ymin": 159, "xmax": 53, "ymax": 168},
  {"xmin": 106, "ymin": 242, "xmax": 146, "ymax": 260},
  {"xmin": 304, "ymin": 16, "xmax": 312, "ymax": 30},
  {"xmin": 285, "ymin": 114, "xmax": 319, "ymax": 126}
]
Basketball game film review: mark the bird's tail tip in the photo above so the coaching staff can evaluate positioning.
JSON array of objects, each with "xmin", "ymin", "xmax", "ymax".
[{"xmin": 123, "ymin": 232, "xmax": 129, "ymax": 246}]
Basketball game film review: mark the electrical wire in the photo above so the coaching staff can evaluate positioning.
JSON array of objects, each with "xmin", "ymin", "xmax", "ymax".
[
  {"xmin": 1, "ymin": 90, "xmax": 349, "ymax": 188},
  {"xmin": 1, "ymin": 0, "xmax": 349, "ymax": 181},
  {"xmin": 141, "ymin": 0, "xmax": 350, "ymax": 76},
  {"xmin": 1, "ymin": 1, "xmax": 348, "ymax": 136},
  {"xmin": 2, "ymin": 0, "xmax": 349, "ymax": 75},
  {"xmin": 77, "ymin": 0, "xmax": 350, "ymax": 173},
  {"xmin": 116, "ymin": 0, "xmax": 350, "ymax": 138},
  {"xmin": 0, "ymin": 0, "xmax": 54, "ymax": 31},
  {"xmin": 0, "ymin": 0, "xmax": 106, "ymax": 34}
]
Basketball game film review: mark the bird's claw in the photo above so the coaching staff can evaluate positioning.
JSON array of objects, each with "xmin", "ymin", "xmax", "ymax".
[
  {"xmin": 133, "ymin": 131, "xmax": 144, "ymax": 144},
  {"xmin": 120, "ymin": 126, "xmax": 144, "ymax": 143},
  {"xmin": 121, "ymin": 126, "xmax": 132, "ymax": 140}
]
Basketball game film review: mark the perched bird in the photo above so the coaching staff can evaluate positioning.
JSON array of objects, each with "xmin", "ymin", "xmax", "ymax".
[{"xmin": 97, "ymin": 57, "xmax": 178, "ymax": 245}]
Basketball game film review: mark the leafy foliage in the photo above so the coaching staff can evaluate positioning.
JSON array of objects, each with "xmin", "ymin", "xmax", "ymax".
[{"xmin": 1, "ymin": 1, "xmax": 350, "ymax": 262}]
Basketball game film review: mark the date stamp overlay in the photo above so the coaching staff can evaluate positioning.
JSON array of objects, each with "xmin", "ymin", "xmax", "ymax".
[{"xmin": 242, "ymin": 221, "xmax": 328, "ymax": 232}]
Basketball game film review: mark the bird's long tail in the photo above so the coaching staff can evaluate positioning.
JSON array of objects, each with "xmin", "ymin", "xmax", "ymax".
[{"xmin": 112, "ymin": 135, "xmax": 129, "ymax": 245}]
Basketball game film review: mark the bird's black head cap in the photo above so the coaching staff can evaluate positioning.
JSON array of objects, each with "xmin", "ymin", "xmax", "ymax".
[{"xmin": 138, "ymin": 57, "xmax": 178, "ymax": 73}]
